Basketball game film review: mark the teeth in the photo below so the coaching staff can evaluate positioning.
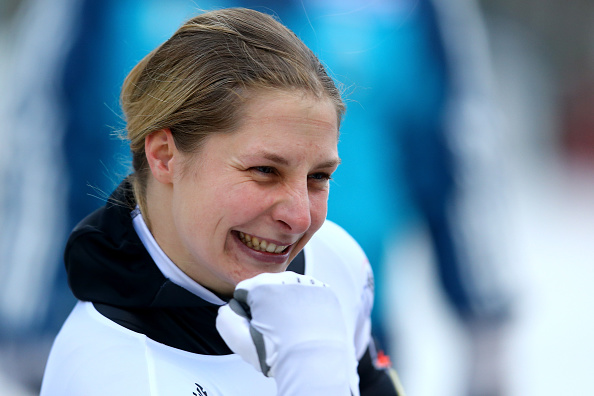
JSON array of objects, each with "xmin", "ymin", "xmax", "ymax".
[{"xmin": 238, "ymin": 232, "xmax": 289, "ymax": 254}]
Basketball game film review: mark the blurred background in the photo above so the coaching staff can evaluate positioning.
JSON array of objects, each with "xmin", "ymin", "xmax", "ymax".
[{"xmin": 0, "ymin": 0, "xmax": 593, "ymax": 395}]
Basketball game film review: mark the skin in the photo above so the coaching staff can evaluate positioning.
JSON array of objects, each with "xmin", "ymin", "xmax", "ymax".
[{"xmin": 144, "ymin": 90, "xmax": 340, "ymax": 296}]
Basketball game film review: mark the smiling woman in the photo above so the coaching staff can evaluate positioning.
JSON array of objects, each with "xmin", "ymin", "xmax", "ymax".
[
  {"xmin": 39, "ymin": 7, "xmax": 403, "ymax": 396},
  {"xmin": 145, "ymin": 91, "xmax": 340, "ymax": 296}
]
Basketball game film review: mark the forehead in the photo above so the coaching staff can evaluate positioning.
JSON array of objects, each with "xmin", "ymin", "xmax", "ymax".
[
  {"xmin": 238, "ymin": 89, "xmax": 340, "ymax": 136},
  {"xmin": 192, "ymin": 90, "xmax": 340, "ymax": 167}
]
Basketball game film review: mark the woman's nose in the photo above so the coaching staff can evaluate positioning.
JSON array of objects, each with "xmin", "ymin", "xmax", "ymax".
[{"xmin": 272, "ymin": 182, "xmax": 312, "ymax": 234}]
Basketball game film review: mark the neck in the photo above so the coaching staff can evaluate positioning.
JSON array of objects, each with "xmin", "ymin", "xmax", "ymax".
[{"xmin": 144, "ymin": 177, "xmax": 175, "ymax": 251}]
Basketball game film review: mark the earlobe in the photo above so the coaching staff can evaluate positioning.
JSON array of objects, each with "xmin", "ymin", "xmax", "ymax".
[{"xmin": 145, "ymin": 128, "xmax": 177, "ymax": 184}]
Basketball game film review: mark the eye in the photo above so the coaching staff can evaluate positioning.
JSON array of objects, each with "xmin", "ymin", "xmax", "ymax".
[
  {"xmin": 251, "ymin": 166, "xmax": 277, "ymax": 175},
  {"xmin": 308, "ymin": 172, "xmax": 332, "ymax": 182}
]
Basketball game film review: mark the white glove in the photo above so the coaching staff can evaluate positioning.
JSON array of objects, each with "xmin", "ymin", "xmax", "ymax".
[{"xmin": 216, "ymin": 271, "xmax": 359, "ymax": 396}]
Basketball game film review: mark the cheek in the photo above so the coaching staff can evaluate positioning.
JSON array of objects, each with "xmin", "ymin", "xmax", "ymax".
[
  {"xmin": 171, "ymin": 182, "xmax": 215, "ymax": 239},
  {"xmin": 234, "ymin": 184, "xmax": 274, "ymax": 216},
  {"xmin": 309, "ymin": 191, "xmax": 329, "ymax": 229},
  {"xmin": 173, "ymin": 201, "xmax": 208, "ymax": 244}
]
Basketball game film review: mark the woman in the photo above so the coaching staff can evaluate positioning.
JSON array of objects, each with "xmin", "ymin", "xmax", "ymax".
[{"xmin": 40, "ymin": 8, "xmax": 403, "ymax": 396}]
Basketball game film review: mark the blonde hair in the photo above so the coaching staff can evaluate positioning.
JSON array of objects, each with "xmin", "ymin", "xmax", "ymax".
[{"xmin": 120, "ymin": 7, "xmax": 345, "ymax": 216}]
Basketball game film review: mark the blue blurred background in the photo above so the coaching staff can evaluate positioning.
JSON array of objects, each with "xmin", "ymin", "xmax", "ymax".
[{"xmin": 1, "ymin": 1, "xmax": 593, "ymax": 395}]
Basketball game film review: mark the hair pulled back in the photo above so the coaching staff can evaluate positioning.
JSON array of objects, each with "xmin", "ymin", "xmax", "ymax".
[{"xmin": 121, "ymin": 7, "xmax": 345, "ymax": 214}]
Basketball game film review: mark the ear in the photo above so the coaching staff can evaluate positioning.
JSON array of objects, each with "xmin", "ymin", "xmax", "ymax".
[{"xmin": 145, "ymin": 128, "xmax": 178, "ymax": 184}]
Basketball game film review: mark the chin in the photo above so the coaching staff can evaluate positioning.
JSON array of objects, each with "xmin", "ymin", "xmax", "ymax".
[{"xmin": 231, "ymin": 263, "xmax": 287, "ymax": 286}]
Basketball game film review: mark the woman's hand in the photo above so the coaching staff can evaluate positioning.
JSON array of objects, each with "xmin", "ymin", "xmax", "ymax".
[{"xmin": 216, "ymin": 271, "xmax": 359, "ymax": 396}]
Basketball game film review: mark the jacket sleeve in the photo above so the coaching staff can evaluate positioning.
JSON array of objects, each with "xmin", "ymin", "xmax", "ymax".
[{"xmin": 357, "ymin": 342, "xmax": 406, "ymax": 396}]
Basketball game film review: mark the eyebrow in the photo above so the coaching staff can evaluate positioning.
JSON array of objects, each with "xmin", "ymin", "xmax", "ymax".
[{"xmin": 259, "ymin": 151, "xmax": 341, "ymax": 168}]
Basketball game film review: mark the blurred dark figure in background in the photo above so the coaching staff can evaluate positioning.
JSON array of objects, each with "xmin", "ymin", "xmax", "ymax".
[{"xmin": 0, "ymin": 0, "xmax": 512, "ymax": 395}]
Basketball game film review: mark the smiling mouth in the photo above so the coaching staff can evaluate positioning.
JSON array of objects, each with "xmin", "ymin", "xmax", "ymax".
[{"xmin": 238, "ymin": 232, "xmax": 290, "ymax": 254}]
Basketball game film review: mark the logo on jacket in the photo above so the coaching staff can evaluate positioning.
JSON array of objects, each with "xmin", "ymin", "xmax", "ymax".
[{"xmin": 193, "ymin": 383, "xmax": 208, "ymax": 396}]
